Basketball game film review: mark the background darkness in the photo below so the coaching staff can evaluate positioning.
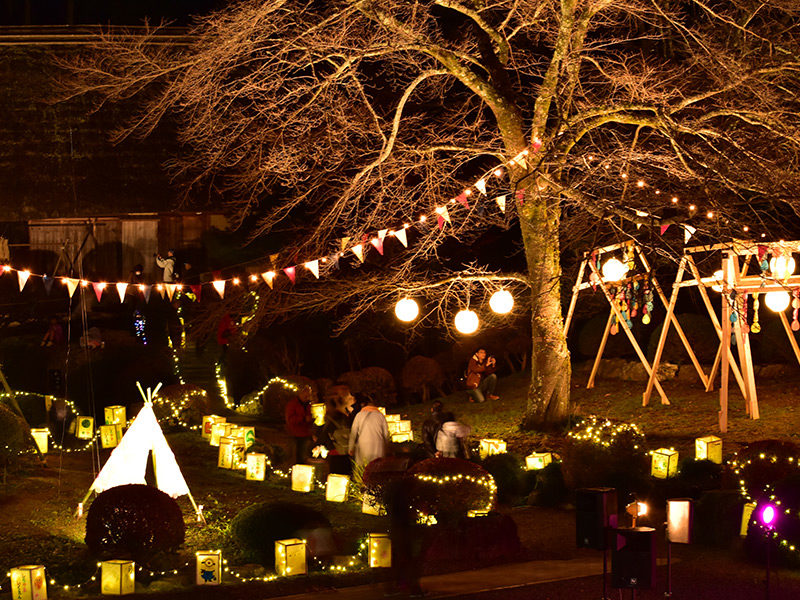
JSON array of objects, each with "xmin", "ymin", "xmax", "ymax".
[{"xmin": 0, "ymin": 1, "xmax": 224, "ymax": 25}]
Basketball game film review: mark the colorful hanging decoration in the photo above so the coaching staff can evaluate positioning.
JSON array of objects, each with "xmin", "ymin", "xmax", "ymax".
[
  {"xmin": 17, "ymin": 269, "xmax": 30, "ymax": 292},
  {"xmin": 793, "ymin": 289, "xmax": 800, "ymax": 331},
  {"xmin": 116, "ymin": 282, "xmax": 128, "ymax": 303},
  {"xmin": 751, "ymin": 293, "xmax": 761, "ymax": 334},
  {"xmin": 283, "ymin": 266, "xmax": 296, "ymax": 284}
]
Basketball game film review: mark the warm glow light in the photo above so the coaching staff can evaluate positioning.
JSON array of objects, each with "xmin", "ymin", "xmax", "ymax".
[
  {"xmin": 770, "ymin": 255, "xmax": 796, "ymax": 279},
  {"xmin": 494, "ymin": 168, "xmax": 503, "ymax": 177},
  {"xmin": 760, "ymin": 504, "xmax": 777, "ymax": 528},
  {"xmin": 394, "ymin": 298, "xmax": 419, "ymax": 322},
  {"xmin": 489, "ymin": 289, "xmax": 514, "ymax": 314},
  {"xmin": 711, "ymin": 269, "xmax": 724, "ymax": 293},
  {"xmin": 454, "ymin": 309, "xmax": 479, "ymax": 334},
  {"xmin": 706, "ymin": 211, "xmax": 714, "ymax": 219},
  {"xmin": 601, "ymin": 258, "xmax": 628, "ymax": 282},
  {"xmin": 765, "ymin": 291, "xmax": 791, "ymax": 312},
  {"xmin": 671, "ymin": 197, "xmax": 678, "ymax": 203},
  {"xmin": 232, "ymin": 278, "xmax": 240, "ymax": 285},
  {"xmin": 743, "ymin": 226, "xmax": 750, "ymax": 232},
  {"xmin": 689, "ymin": 204, "xmax": 696, "ymax": 211},
  {"xmin": 636, "ymin": 180, "xmax": 645, "ymax": 187},
  {"xmin": 637, "ymin": 502, "xmax": 648, "ymax": 517},
  {"xmin": 250, "ymin": 274, "xmax": 258, "ymax": 282}
]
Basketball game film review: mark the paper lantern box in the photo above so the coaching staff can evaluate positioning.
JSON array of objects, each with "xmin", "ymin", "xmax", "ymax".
[
  {"xmin": 10, "ymin": 565, "xmax": 47, "ymax": 600},
  {"xmin": 291, "ymin": 464, "xmax": 315, "ymax": 492},
  {"xmin": 479, "ymin": 438, "xmax": 507, "ymax": 459},
  {"xmin": 695, "ymin": 436, "xmax": 723, "ymax": 464},
  {"xmin": 202, "ymin": 415, "xmax": 226, "ymax": 440},
  {"xmin": 387, "ymin": 420, "xmax": 411, "ymax": 435},
  {"xmin": 101, "ymin": 560, "xmax": 135, "ymax": 595},
  {"xmin": 525, "ymin": 452, "xmax": 552, "ymax": 471},
  {"xmin": 104, "ymin": 405, "xmax": 126, "ymax": 426},
  {"xmin": 467, "ymin": 509, "xmax": 490, "ymax": 518},
  {"xmin": 218, "ymin": 436, "xmax": 245, "ymax": 469},
  {"xmin": 275, "ymin": 538, "xmax": 307, "ymax": 576},
  {"xmin": 210, "ymin": 422, "xmax": 233, "ymax": 447},
  {"xmin": 238, "ymin": 426, "xmax": 256, "ymax": 449},
  {"xmin": 390, "ymin": 431, "xmax": 414, "ymax": 443},
  {"xmin": 30, "ymin": 428, "xmax": 49, "ymax": 454},
  {"xmin": 196, "ymin": 551, "xmax": 222, "ymax": 585},
  {"xmin": 651, "ymin": 448, "xmax": 679, "ymax": 479},
  {"xmin": 368, "ymin": 533, "xmax": 391, "ymax": 568},
  {"xmin": 385, "ymin": 413, "xmax": 401, "ymax": 423},
  {"xmin": 100, "ymin": 425, "xmax": 123, "ymax": 449},
  {"xmin": 311, "ymin": 403, "xmax": 326, "ymax": 426},
  {"xmin": 246, "ymin": 452, "xmax": 267, "ymax": 481},
  {"xmin": 362, "ymin": 494, "xmax": 385, "ymax": 516},
  {"xmin": 326, "ymin": 474, "xmax": 350, "ymax": 502},
  {"xmin": 76, "ymin": 416, "xmax": 94, "ymax": 440}
]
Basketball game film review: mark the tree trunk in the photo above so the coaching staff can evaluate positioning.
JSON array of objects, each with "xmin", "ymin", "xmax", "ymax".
[{"xmin": 519, "ymin": 188, "xmax": 571, "ymax": 428}]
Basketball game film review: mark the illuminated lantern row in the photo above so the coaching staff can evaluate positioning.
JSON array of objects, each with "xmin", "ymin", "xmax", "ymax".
[
  {"xmin": 10, "ymin": 565, "xmax": 47, "ymax": 600},
  {"xmin": 210, "ymin": 422, "xmax": 232, "ymax": 447},
  {"xmin": 385, "ymin": 414, "xmax": 401, "ymax": 423},
  {"xmin": 218, "ymin": 437, "xmax": 245, "ymax": 470},
  {"xmin": 651, "ymin": 448, "xmax": 679, "ymax": 479},
  {"xmin": 394, "ymin": 289, "xmax": 514, "ymax": 335},
  {"xmin": 325, "ymin": 474, "xmax": 350, "ymax": 503},
  {"xmin": 195, "ymin": 551, "xmax": 222, "ymax": 585},
  {"xmin": 101, "ymin": 560, "xmax": 135, "ymax": 595},
  {"xmin": 368, "ymin": 533, "xmax": 391, "ymax": 568},
  {"xmin": 525, "ymin": 452, "xmax": 552, "ymax": 471},
  {"xmin": 291, "ymin": 464, "xmax": 315, "ymax": 492},
  {"xmin": 275, "ymin": 539, "xmax": 307, "ymax": 576},
  {"xmin": 479, "ymin": 438, "xmax": 507, "ymax": 460},
  {"xmin": 695, "ymin": 435, "xmax": 722, "ymax": 464}
]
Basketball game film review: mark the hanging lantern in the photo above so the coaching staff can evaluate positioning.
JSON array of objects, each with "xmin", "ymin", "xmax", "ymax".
[
  {"xmin": 195, "ymin": 550, "xmax": 222, "ymax": 585},
  {"xmin": 101, "ymin": 560, "xmax": 136, "ymax": 595},
  {"xmin": 394, "ymin": 298, "xmax": 420, "ymax": 322},
  {"xmin": 765, "ymin": 291, "xmax": 791, "ymax": 312},
  {"xmin": 76, "ymin": 416, "xmax": 94, "ymax": 440},
  {"xmin": 275, "ymin": 538, "xmax": 307, "ymax": 576},
  {"xmin": 711, "ymin": 269, "xmax": 724, "ymax": 293},
  {"xmin": 100, "ymin": 425, "xmax": 122, "ymax": 449},
  {"xmin": 454, "ymin": 309, "xmax": 479, "ymax": 334},
  {"xmin": 601, "ymin": 258, "xmax": 628, "ymax": 282},
  {"xmin": 311, "ymin": 403, "xmax": 326, "ymax": 426},
  {"xmin": 770, "ymin": 255, "xmax": 796, "ymax": 279},
  {"xmin": 104, "ymin": 405, "xmax": 126, "ymax": 426},
  {"xmin": 489, "ymin": 290, "xmax": 514, "ymax": 314}
]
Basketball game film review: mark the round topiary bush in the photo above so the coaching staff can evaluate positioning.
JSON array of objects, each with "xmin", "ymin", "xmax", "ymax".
[
  {"xmin": 85, "ymin": 484, "xmax": 185, "ymax": 559},
  {"xmin": 230, "ymin": 502, "xmax": 333, "ymax": 565},
  {"xmin": 731, "ymin": 440, "xmax": 800, "ymax": 500},
  {"xmin": 152, "ymin": 384, "xmax": 210, "ymax": 426},
  {"xmin": 525, "ymin": 462, "xmax": 568, "ymax": 507},
  {"xmin": 481, "ymin": 453, "xmax": 524, "ymax": 505},
  {"xmin": 0, "ymin": 403, "xmax": 31, "ymax": 466},
  {"xmin": 407, "ymin": 458, "xmax": 496, "ymax": 522}
]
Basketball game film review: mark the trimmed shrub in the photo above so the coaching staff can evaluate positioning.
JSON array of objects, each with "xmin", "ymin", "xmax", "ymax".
[
  {"xmin": 0, "ymin": 403, "xmax": 31, "ymax": 464},
  {"xmin": 481, "ymin": 453, "xmax": 524, "ymax": 505},
  {"xmin": 152, "ymin": 384, "xmax": 210, "ymax": 426},
  {"xmin": 733, "ymin": 440, "xmax": 800, "ymax": 500},
  {"xmin": 525, "ymin": 462, "xmax": 568, "ymax": 507},
  {"xmin": 85, "ymin": 484, "xmax": 184, "ymax": 559},
  {"xmin": 407, "ymin": 458, "xmax": 496, "ymax": 523}
]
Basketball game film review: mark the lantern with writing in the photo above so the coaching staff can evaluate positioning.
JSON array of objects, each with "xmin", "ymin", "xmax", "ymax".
[
  {"xmin": 195, "ymin": 551, "xmax": 222, "ymax": 585},
  {"xmin": 101, "ymin": 560, "xmax": 135, "ymax": 595},
  {"xmin": 326, "ymin": 474, "xmax": 350, "ymax": 502},
  {"xmin": 104, "ymin": 405, "xmax": 126, "ymax": 426},
  {"xmin": 218, "ymin": 436, "xmax": 244, "ymax": 469},
  {"xmin": 525, "ymin": 452, "xmax": 552, "ymax": 471},
  {"xmin": 651, "ymin": 448, "xmax": 679, "ymax": 479},
  {"xmin": 291, "ymin": 464, "xmax": 315, "ymax": 492},
  {"xmin": 210, "ymin": 422, "xmax": 232, "ymax": 447},
  {"xmin": 740, "ymin": 502, "xmax": 757, "ymax": 537},
  {"xmin": 695, "ymin": 436, "xmax": 722, "ymax": 464},
  {"xmin": 202, "ymin": 415, "xmax": 225, "ymax": 440},
  {"xmin": 100, "ymin": 425, "xmax": 122, "ymax": 449},
  {"xmin": 275, "ymin": 538, "xmax": 307, "ymax": 576},
  {"xmin": 311, "ymin": 403, "xmax": 326, "ymax": 426},
  {"xmin": 30, "ymin": 428, "xmax": 49, "ymax": 454},
  {"xmin": 76, "ymin": 416, "xmax": 94, "ymax": 440},
  {"xmin": 10, "ymin": 565, "xmax": 47, "ymax": 600},
  {"xmin": 246, "ymin": 453, "xmax": 267, "ymax": 481},
  {"xmin": 479, "ymin": 438, "xmax": 507, "ymax": 459},
  {"xmin": 238, "ymin": 426, "xmax": 256, "ymax": 449},
  {"xmin": 368, "ymin": 533, "xmax": 392, "ymax": 568}
]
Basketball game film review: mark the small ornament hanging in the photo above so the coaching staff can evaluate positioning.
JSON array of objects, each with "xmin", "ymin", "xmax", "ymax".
[
  {"xmin": 793, "ymin": 289, "xmax": 800, "ymax": 331},
  {"xmin": 751, "ymin": 293, "xmax": 761, "ymax": 334},
  {"xmin": 741, "ymin": 294, "xmax": 749, "ymax": 334},
  {"xmin": 631, "ymin": 282, "xmax": 640, "ymax": 318}
]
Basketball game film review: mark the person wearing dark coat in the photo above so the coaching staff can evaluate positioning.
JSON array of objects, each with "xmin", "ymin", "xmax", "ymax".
[{"xmin": 421, "ymin": 400, "xmax": 445, "ymax": 458}]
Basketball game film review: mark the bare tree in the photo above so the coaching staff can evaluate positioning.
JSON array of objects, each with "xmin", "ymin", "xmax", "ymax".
[{"xmin": 60, "ymin": 0, "xmax": 800, "ymax": 426}]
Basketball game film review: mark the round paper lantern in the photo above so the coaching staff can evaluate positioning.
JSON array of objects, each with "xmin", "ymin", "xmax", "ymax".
[
  {"xmin": 454, "ymin": 309, "xmax": 479, "ymax": 334},
  {"xmin": 770, "ymin": 255, "xmax": 796, "ymax": 279},
  {"xmin": 394, "ymin": 298, "xmax": 420, "ymax": 322},
  {"xmin": 489, "ymin": 290, "xmax": 514, "ymax": 314},
  {"xmin": 601, "ymin": 258, "xmax": 628, "ymax": 282},
  {"xmin": 765, "ymin": 291, "xmax": 791, "ymax": 312},
  {"xmin": 711, "ymin": 269, "xmax": 724, "ymax": 293}
]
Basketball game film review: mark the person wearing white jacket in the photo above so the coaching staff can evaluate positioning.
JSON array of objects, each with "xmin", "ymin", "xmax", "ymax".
[
  {"xmin": 348, "ymin": 395, "xmax": 390, "ymax": 467},
  {"xmin": 435, "ymin": 412, "xmax": 472, "ymax": 458}
]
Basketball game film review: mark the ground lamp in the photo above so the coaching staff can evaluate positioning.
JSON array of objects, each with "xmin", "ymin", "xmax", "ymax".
[
  {"xmin": 218, "ymin": 436, "xmax": 244, "ymax": 470},
  {"xmin": 765, "ymin": 291, "xmax": 791, "ymax": 313},
  {"xmin": 104, "ymin": 405, "xmax": 126, "ymax": 426},
  {"xmin": 467, "ymin": 509, "xmax": 490, "ymax": 518},
  {"xmin": 101, "ymin": 560, "xmax": 135, "ymax": 595},
  {"xmin": 760, "ymin": 503, "xmax": 778, "ymax": 600},
  {"xmin": 525, "ymin": 452, "xmax": 552, "ymax": 470},
  {"xmin": 100, "ymin": 425, "xmax": 121, "ymax": 449},
  {"xmin": 489, "ymin": 289, "xmax": 514, "ymax": 314},
  {"xmin": 387, "ymin": 420, "xmax": 411, "ymax": 435},
  {"xmin": 368, "ymin": 533, "xmax": 392, "ymax": 568},
  {"xmin": 245, "ymin": 453, "xmax": 267, "ymax": 481},
  {"xmin": 75, "ymin": 417, "xmax": 94, "ymax": 440},
  {"xmin": 666, "ymin": 499, "xmax": 694, "ymax": 598},
  {"xmin": 454, "ymin": 309, "xmax": 479, "ymax": 334},
  {"xmin": 740, "ymin": 502, "xmax": 757, "ymax": 538},
  {"xmin": 195, "ymin": 551, "xmax": 222, "ymax": 585},
  {"xmin": 326, "ymin": 474, "xmax": 350, "ymax": 502},
  {"xmin": 201, "ymin": 415, "xmax": 225, "ymax": 440},
  {"xmin": 394, "ymin": 297, "xmax": 420, "ymax": 322},
  {"xmin": 233, "ymin": 426, "xmax": 256, "ymax": 449},
  {"xmin": 695, "ymin": 435, "xmax": 722, "ymax": 464},
  {"xmin": 625, "ymin": 501, "xmax": 648, "ymax": 528},
  {"xmin": 651, "ymin": 448, "xmax": 679, "ymax": 479},
  {"xmin": 275, "ymin": 539, "xmax": 307, "ymax": 576},
  {"xmin": 30, "ymin": 428, "xmax": 48, "ymax": 454},
  {"xmin": 385, "ymin": 414, "xmax": 401, "ymax": 423},
  {"xmin": 391, "ymin": 431, "xmax": 414, "ymax": 443},
  {"xmin": 291, "ymin": 464, "xmax": 315, "ymax": 492},
  {"xmin": 311, "ymin": 403, "xmax": 326, "ymax": 426},
  {"xmin": 479, "ymin": 438, "xmax": 507, "ymax": 459},
  {"xmin": 10, "ymin": 565, "xmax": 47, "ymax": 600},
  {"xmin": 601, "ymin": 257, "xmax": 628, "ymax": 282}
]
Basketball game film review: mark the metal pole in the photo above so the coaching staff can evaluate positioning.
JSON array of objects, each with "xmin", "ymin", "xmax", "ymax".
[
  {"xmin": 602, "ymin": 546, "xmax": 608, "ymax": 599},
  {"xmin": 765, "ymin": 533, "xmax": 771, "ymax": 600},
  {"xmin": 665, "ymin": 541, "xmax": 672, "ymax": 598}
]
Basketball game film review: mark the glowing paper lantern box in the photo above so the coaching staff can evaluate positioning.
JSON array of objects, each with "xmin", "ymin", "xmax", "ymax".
[
  {"xmin": 246, "ymin": 452, "xmax": 267, "ymax": 481},
  {"xmin": 388, "ymin": 420, "xmax": 411, "ymax": 435},
  {"xmin": 695, "ymin": 435, "xmax": 723, "ymax": 464},
  {"xmin": 368, "ymin": 533, "xmax": 392, "ymax": 568},
  {"xmin": 362, "ymin": 495, "xmax": 385, "ymax": 516},
  {"xmin": 238, "ymin": 426, "xmax": 256, "ymax": 449},
  {"xmin": 10, "ymin": 565, "xmax": 47, "ymax": 600},
  {"xmin": 30, "ymin": 428, "xmax": 49, "ymax": 454},
  {"xmin": 202, "ymin": 415, "xmax": 226, "ymax": 440},
  {"xmin": 76, "ymin": 416, "xmax": 94, "ymax": 440},
  {"xmin": 525, "ymin": 452, "xmax": 552, "ymax": 471},
  {"xmin": 104, "ymin": 405, "xmax": 126, "ymax": 426},
  {"xmin": 100, "ymin": 425, "xmax": 122, "ymax": 449},
  {"xmin": 479, "ymin": 438, "xmax": 507, "ymax": 459},
  {"xmin": 311, "ymin": 403, "xmax": 326, "ymax": 426},
  {"xmin": 291, "ymin": 464, "xmax": 315, "ymax": 492},
  {"xmin": 326, "ymin": 474, "xmax": 350, "ymax": 502},
  {"xmin": 651, "ymin": 448, "xmax": 679, "ymax": 479},
  {"xmin": 275, "ymin": 538, "xmax": 307, "ymax": 576},
  {"xmin": 385, "ymin": 413, "xmax": 401, "ymax": 423},
  {"xmin": 391, "ymin": 431, "xmax": 414, "ymax": 443},
  {"xmin": 210, "ymin": 422, "xmax": 233, "ymax": 447},
  {"xmin": 101, "ymin": 560, "xmax": 135, "ymax": 595},
  {"xmin": 218, "ymin": 436, "xmax": 245, "ymax": 470},
  {"xmin": 195, "ymin": 550, "xmax": 222, "ymax": 585}
]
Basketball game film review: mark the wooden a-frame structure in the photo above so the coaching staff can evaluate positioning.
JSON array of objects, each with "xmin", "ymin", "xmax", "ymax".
[{"xmin": 564, "ymin": 241, "xmax": 708, "ymax": 406}]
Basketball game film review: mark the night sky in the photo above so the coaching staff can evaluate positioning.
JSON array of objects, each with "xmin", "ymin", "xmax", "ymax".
[{"xmin": 0, "ymin": 0, "xmax": 225, "ymax": 26}]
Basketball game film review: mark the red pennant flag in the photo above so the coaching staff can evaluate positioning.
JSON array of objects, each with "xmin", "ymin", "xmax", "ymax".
[
  {"xmin": 516, "ymin": 190, "xmax": 525, "ymax": 204},
  {"xmin": 757, "ymin": 245, "xmax": 768, "ymax": 261},
  {"xmin": 437, "ymin": 215, "xmax": 445, "ymax": 230},
  {"xmin": 370, "ymin": 237, "xmax": 384, "ymax": 255},
  {"xmin": 660, "ymin": 224, "xmax": 670, "ymax": 235},
  {"xmin": 456, "ymin": 192, "xmax": 469, "ymax": 209},
  {"xmin": 92, "ymin": 282, "xmax": 105, "ymax": 303},
  {"xmin": 189, "ymin": 284, "xmax": 201, "ymax": 300},
  {"xmin": 284, "ymin": 266, "xmax": 296, "ymax": 284}
]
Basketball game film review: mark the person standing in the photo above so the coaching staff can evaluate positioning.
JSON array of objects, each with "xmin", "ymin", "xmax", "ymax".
[
  {"xmin": 348, "ymin": 394, "xmax": 390, "ymax": 469},
  {"xmin": 421, "ymin": 400, "xmax": 445, "ymax": 458},
  {"xmin": 285, "ymin": 385, "xmax": 314, "ymax": 465},
  {"xmin": 466, "ymin": 348, "xmax": 499, "ymax": 403},
  {"xmin": 155, "ymin": 249, "xmax": 176, "ymax": 283}
]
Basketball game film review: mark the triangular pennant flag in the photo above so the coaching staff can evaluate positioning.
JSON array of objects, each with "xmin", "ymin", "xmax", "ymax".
[
  {"xmin": 377, "ymin": 229, "xmax": 388, "ymax": 241},
  {"xmin": 513, "ymin": 154, "xmax": 527, "ymax": 169},
  {"xmin": 660, "ymin": 224, "xmax": 670, "ymax": 235},
  {"xmin": 17, "ymin": 270, "xmax": 29, "ymax": 292},
  {"xmin": 64, "ymin": 278, "xmax": 79, "ymax": 298},
  {"xmin": 456, "ymin": 192, "xmax": 469, "ymax": 209},
  {"xmin": 261, "ymin": 271, "xmax": 276, "ymax": 288},
  {"xmin": 351, "ymin": 244, "xmax": 365, "ymax": 263},
  {"xmin": 435, "ymin": 206, "xmax": 451, "ymax": 223},
  {"xmin": 283, "ymin": 266, "xmax": 296, "ymax": 284},
  {"xmin": 142, "ymin": 285, "xmax": 152, "ymax": 303},
  {"xmin": 189, "ymin": 284, "xmax": 201, "ymax": 300},
  {"xmin": 270, "ymin": 253, "xmax": 279, "ymax": 266},
  {"xmin": 212, "ymin": 280, "xmax": 225, "ymax": 298},
  {"xmin": 116, "ymin": 282, "xmax": 128, "ymax": 303},
  {"xmin": 475, "ymin": 178, "xmax": 487, "ymax": 195},
  {"xmin": 167, "ymin": 283, "xmax": 179, "ymax": 301},
  {"xmin": 43, "ymin": 275, "xmax": 53, "ymax": 295},
  {"xmin": 370, "ymin": 237, "xmax": 384, "ymax": 255},
  {"xmin": 304, "ymin": 260, "xmax": 319, "ymax": 279},
  {"xmin": 757, "ymin": 245, "xmax": 768, "ymax": 262},
  {"xmin": 92, "ymin": 282, "xmax": 105, "ymax": 303},
  {"xmin": 340, "ymin": 237, "xmax": 350, "ymax": 251},
  {"xmin": 395, "ymin": 228, "xmax": 408, "ymax": 248},
  {"xmin": 532, "ymin": 137, "xmax": 543, "ymax": 151},
  {"xmin": 495, "ymin": 195, "xmax": 507, "ymax": 213},
  {"xmin": 684, "ymin": 225, "xmax": 697, "ymax": 244}
]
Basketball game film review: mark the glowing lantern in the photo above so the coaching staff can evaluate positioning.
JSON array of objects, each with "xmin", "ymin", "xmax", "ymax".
[
  {"xmin": 765, "ymin": 291, "xmax": 791, "ymax": 312},
  {"xmin": 291, "ymin": 464, "xmax": 315, "ymax": 492},
  {"xmin": 30, "ymin": 428, "xmax": 48, "ymax": 454},
  {"xmin": 202, "ymin": 415, "xmax": 225, "ymax": 440},
  {"xmin": 454, "ymin": 309, "xmax": 479, "ymax": 334},
  {"xmin": 695, "ymin": 436, "xmax": 722, "ymax": 464},
  {"xmin": 362, "ymin": 495, "xmax": 385, "ymax": 516},
  {"xmin": 489, "ymin": 289, "xmax": 514, "ymax": 314},
  {"xmin": 218, "ymin": 436, "xmax": 244, "ymax": 469},
  {"xmin": 666, "ymin": 499, "xmax": 693, "ymax": 544},
  {"xmin": 395, "ymin": 298, "xmax": 420, "ymax": 322},
  {"xmin": 10, "ymin": 565, "xmax": 47, "ymax": 600},
  {"xmin": 711, "ymin": 269, "xmax": 724, "ymax": 293},
  {"xmin": 76, "ymin": 417, "xmax": 94, "ymax": 440},
  {"xmin": 479, "ymin": 438, "xmax": 507, "ymax": 459},
  {"xmin": 368, "ymin": 533, "xmax": 392, "ymax": 568},
  {"xmin": 104, "ymin": 405, "xmax": 126, "ymax": 426},
  {"xmin": 525, "ymin": 452, "xmax": 552, "ymax": 471},
  {"xmin": 210, "ymin": 422, "xmax": 232, "ymax": 447},
  {"xmin": 391, "ymin": 431, "xmax": 414, "ymax": 443},
  {"xmin": 100, "ymin": 425, "xmax": 122, "ymax": 449},
  {"xmin": 601, "ymin": 257, "xmax": 628, "ymax": 282},
  {"xmin": 325, "ymin": 474, "xmax": 350, "ymax": 502},
  {"xmin": 651, "ymin": 448, "xmax": 679, "ymax": 479},
  {"xmin": 195, "ymin": 551, "xmax": 222, "ymax": 585},
  {"xmin": 467, "ymin": 509, "xmax": 490, "ymax": 518},
  {"xmin": 311, "ymin": 403, "xmax": 326, "ymax": 426},
  {"xmin": 740, "ymin": 502, "xmax": 757, "ymax": 537},
  {"xmin": 246, "ymin": 453, "xmax": 267, "ymax": 481},
  {"xmin": 233, "ymin": 426, "xmax": 256, "ymax": 449},
  {"xmin": 101, "ymin": 560, "xmax": 135, "ymax": 595},
  {"xmin": 275, "ymin": 538, "xmax": 307, "ymax": 576},
  {"xmin": 384, "ymin": 414, "xmax": 401, "ymax": 423},
  {"xmin": 387, "ymin": 420, "xmax": 411, "ymax": 435},
  {"xmin": 770, "ymin": 255, "xmax": 796, "ymax": 279}
]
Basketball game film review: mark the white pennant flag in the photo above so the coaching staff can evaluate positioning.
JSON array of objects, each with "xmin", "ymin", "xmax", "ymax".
[
  {"xmin": 684, "ymin": 224, "xmax": 697, "ymax": 244},
  {"xmin": 212, "ymin": 280, "xmax": 225, "ymax": 298},
  {"xmin": 64, "ymin": 278, "xmax": 79, "ymax": 298},
  {"xmin": 116, "ymin": 282, "xmax": 128, "ymax": 303},
  {"xmin": 351, "ymin": 244, "xmax": 365, "ymax": 263},
  {"xmin": 475, "ymin": 178, "xmax": 487, "ymax": 196},
  {"xmin": 166, "ymin": 283, "xmax": 178, "ymax": 301},
  {"xmin": 395, "ymin": 228, "xmax": 408, "ymax": 248},
  {"xmin": 495, "ymin": 195, "xmax": 507, "ymax": 213},
  {"xmin": 261, "ymin": 271, "xmax": 276, "ymax": 289},
  {"xmin": 17, "ymin": 270, "xmax": 30, "ymax": 292},
  {"xmin": 435, "ymin": 206, "xmax": 451, "ymax": 223},
  {"xmin": 304, "ymin": 260, "xmax": 320, "ymax": 279},
  {"xmin": 377, "ymin": 229, "xmax": 388, "ymax": 241}
]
